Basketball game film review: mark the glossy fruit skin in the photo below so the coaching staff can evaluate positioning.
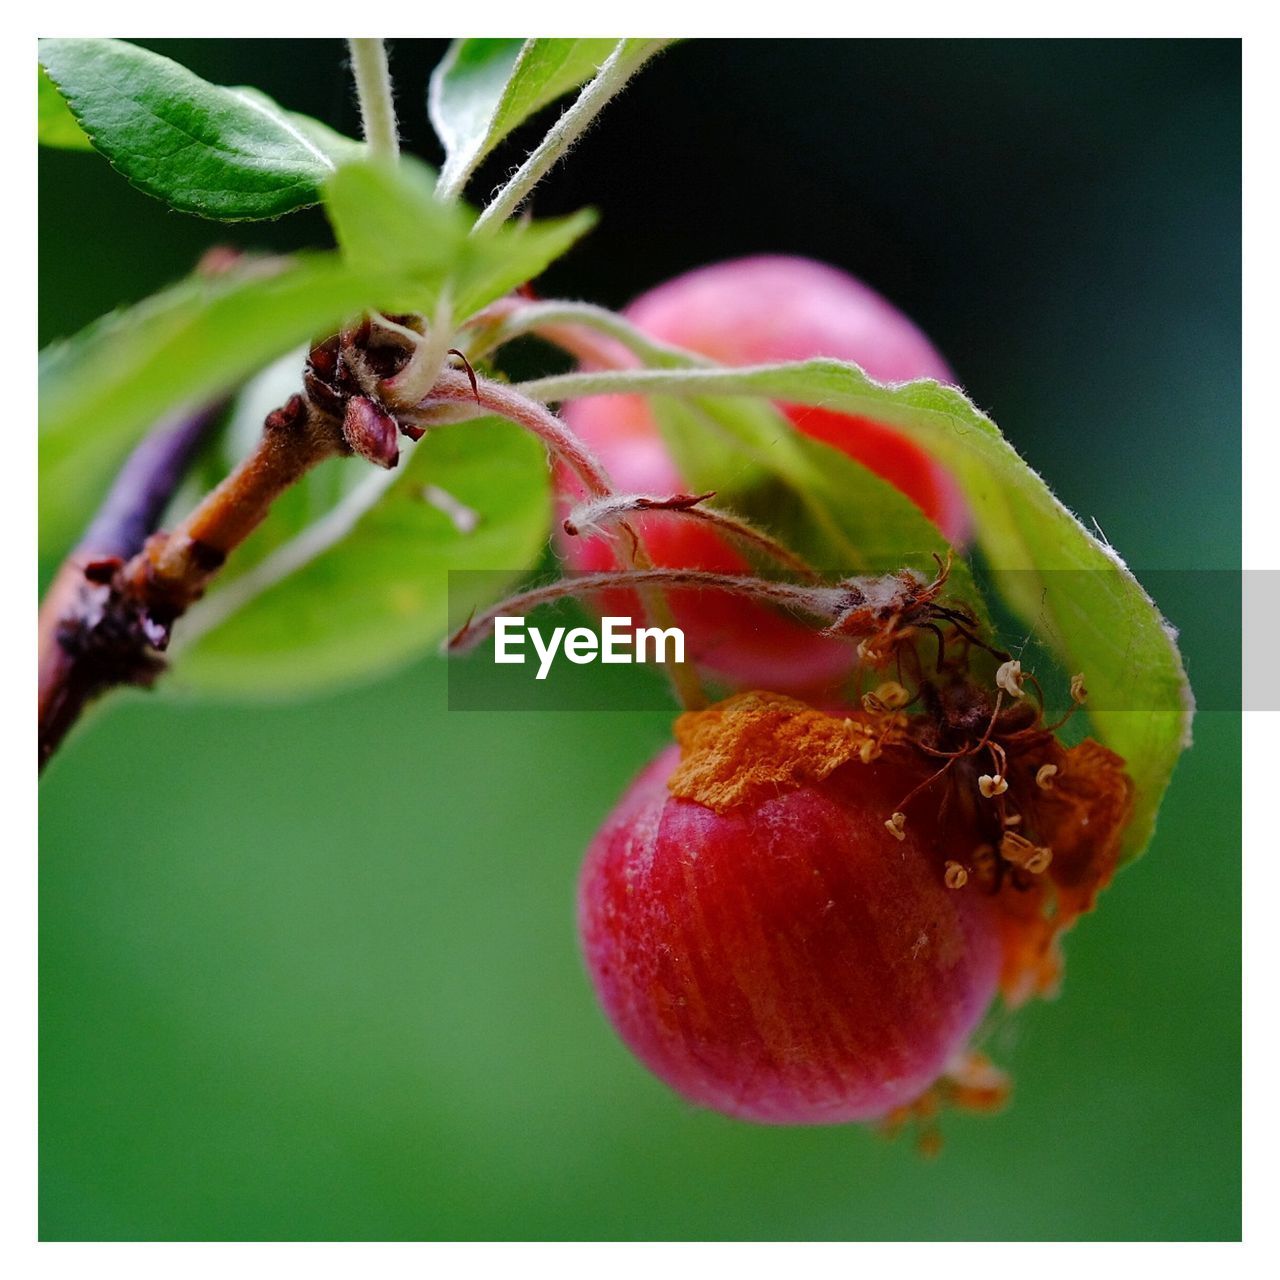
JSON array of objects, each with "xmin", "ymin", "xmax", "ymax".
[
  {"xmin": 578, "ymin": 744, "xmax": 1001, "ymax": 1124},
  {"xmin": 557, "ymin": 256, "xmax": 968, "ymax": 694}
]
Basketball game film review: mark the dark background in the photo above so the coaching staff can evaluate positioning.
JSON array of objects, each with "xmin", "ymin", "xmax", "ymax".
[{"xmin": 39, "ymin": 39, "xmax": 1241, "ymax": 1240}]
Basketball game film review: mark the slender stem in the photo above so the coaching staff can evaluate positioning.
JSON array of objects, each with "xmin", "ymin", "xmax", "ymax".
[
  {"xmin": 348, "ymin": 39, "xmax": 399, "ymax": 162},
  {"xmin": 411, "ymin": 368, "xmax": 615, "ymax": 496},
  {"xmin": 465, "ymin": 301, "xmax": 759, "ymax": 710},
  {"xmin": 414, "ymin": 379, "xmax": 708, "ymax": 707},
  {"xmin": 473, "ymin": 41, "xmax": 672, "ymax": 234},
  {"xmin": 614, "ymin": 534, "xmax": 708, "ymax": 710},
  {"xmin": 449, "ymin": 568, "xmax": 844, "ymax": 654},
  {"xmin": 564, "ymin": 492, "xmax": 820, "ymax": 580},
  {"xmin": 468, "ymin": 298, "xmax": 710, "ymax": 371},
  {"xmin": 513, "ymin": 364, "xmax": 819, "ymax": 404},
  {"xmin": 380, "ymin": 290, "xmax": 455, "ymax": 408}
]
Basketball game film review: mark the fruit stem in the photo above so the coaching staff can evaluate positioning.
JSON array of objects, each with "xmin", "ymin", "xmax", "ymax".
[
  {"xmin": 447, "ymin": 568, "xmax": 844, "ymax": 654},
  {"xmin": 466, "ymin": 297, "xmax": 709, "ymax": 372},
  {"xmin": 619, "ymin": 539, "xmax": 709, "ymax": 711},
  {"xmin": 563, "ymin": 491, "xmax": 821, "ymax": 581},
  {"xmin": 409, "ymin": 367, "xmax": 615, "ymax": 497}
]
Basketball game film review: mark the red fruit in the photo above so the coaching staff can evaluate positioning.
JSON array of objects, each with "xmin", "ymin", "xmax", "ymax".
[
  {"xmin": 577, "ymin": 694, "xmax": 1001, "ymax": 1124},
  {"xmin": 557, "ymin": 256, "xmax": 969, "ymax": 694}
]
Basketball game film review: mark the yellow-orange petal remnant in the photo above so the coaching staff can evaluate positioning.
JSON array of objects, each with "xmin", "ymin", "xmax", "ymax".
[{"xmin": 668, "ymin": 690, "xmax": 895, "ymax": 812}]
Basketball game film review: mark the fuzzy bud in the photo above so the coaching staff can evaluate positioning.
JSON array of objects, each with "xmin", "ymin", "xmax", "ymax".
[{"xmin": 343, "ymin": 396, "xmax": 400, "ymax": 470}]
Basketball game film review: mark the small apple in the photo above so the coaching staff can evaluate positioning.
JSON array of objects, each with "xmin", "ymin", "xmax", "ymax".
[{"xmin": 557, "ymin": 256, "xmax": 968, "ymax": 694}]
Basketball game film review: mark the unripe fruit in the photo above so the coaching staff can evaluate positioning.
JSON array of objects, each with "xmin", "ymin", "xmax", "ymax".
[
  {"xmin": 557, "ymin": 256, "xmax": 969, "ymax": 694},
  {"xmin": 578, "ymin": 697, "xmax": 1003, "ymax": 1124}
]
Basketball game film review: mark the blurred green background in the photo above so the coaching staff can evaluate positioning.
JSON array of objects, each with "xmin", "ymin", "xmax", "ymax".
[{"xmin": 39, "ymin": 39, "xmax": 1240, "ymax": 1240}]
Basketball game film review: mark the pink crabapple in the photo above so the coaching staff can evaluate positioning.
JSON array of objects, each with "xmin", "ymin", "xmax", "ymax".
[
  {"xmin": 577, "ymin": 688, "xmax": 1134, "ymax": 1133},
  {"xmin": 556, "ymin": 255, "xmax": 971, "ymax": 695}
]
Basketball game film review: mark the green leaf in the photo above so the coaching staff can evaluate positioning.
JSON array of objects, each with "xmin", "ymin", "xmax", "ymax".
[
  {"xmin": 231, "ymin": 85, "xmax": 364, "ymax": 171},
  {"xmin": 38, "ymin": 254, "xmax": 415, "ymax": 557},
  {"xmin": 40, "ymin": 160, "xmax": 592, "ymax": 559},
  {"xmin": 430, "ymin": 38, "xmax": 620, "ymax": 196},
  {"xmin": 453, "ymin": 209, "xmax": 598, "ymax": 319},
  {"xmin": 649, "ymin": 394, "xmax": 955, "ymax": 577},
  {"xmin": 171, "ymin": 419, "xmax": 551, "ymax": 697},
  {"xmin": 324, "ymin": 156, "xmax": 597, "ymax": 317},
  {"xmin": 38, "ymin": 65, "xmax": 91, "ymax": 149},
  {"xmin": 530, "ymin": 361, "xmax": 1192, "ymax": 862},
  {"xmin": 324, "ymin": 156, "xmax": 469, "ymax": 281},
  {"xmin": 38, "ymin": 38, "xmax": 362, "ymax": 219}
]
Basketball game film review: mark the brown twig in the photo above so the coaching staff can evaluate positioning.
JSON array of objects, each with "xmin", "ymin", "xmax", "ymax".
[
  {"xmin": 38, "ymin": 393, "xmax": 348, "ymax": 770},
  {"xmin": 114, "ymin": 396, "xmax": 346, "ymax": 617},
  {"xmin": 38, "ymin": 402, "xmax": 224, "ymax": 768}
]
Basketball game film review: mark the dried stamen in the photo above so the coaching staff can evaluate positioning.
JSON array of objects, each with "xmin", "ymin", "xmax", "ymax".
[
  {"xmin": 995, "ymin": 658, "xmax": 1025, "ymax": 698},
  {"xmin": 863, "ymin": 681, "xmax": 910, "ymax": 712},
  {"xmin": 1000, "ymin": 831, "xmax": 1053, "ymax": 875}
]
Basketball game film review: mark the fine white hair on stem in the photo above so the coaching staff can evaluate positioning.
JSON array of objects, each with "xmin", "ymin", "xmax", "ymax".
[
  {"xmin": 413, "ymin": 368, "xmax": 615, "ymax": 497},
  {"xmin": 472, "ymin": 41, "xmax": 674, "ymax": 233},
  {"xmin": 468, "ymin": 298, "xmax": 713, "ymax": 371},
  {"xmin": 348, "ymin": 39, "xmax": 400, "ymax": 162},
  {"xmin": 563, "ymin": 492, "xmax": 820, "ymax": 581},
  {"xmin": 409, "ymin": 371, "xmax": 703, "ymax": 703},
  {"xmin": 513, "ymin": 364, "xmax": 839, "ymax": 404}
]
